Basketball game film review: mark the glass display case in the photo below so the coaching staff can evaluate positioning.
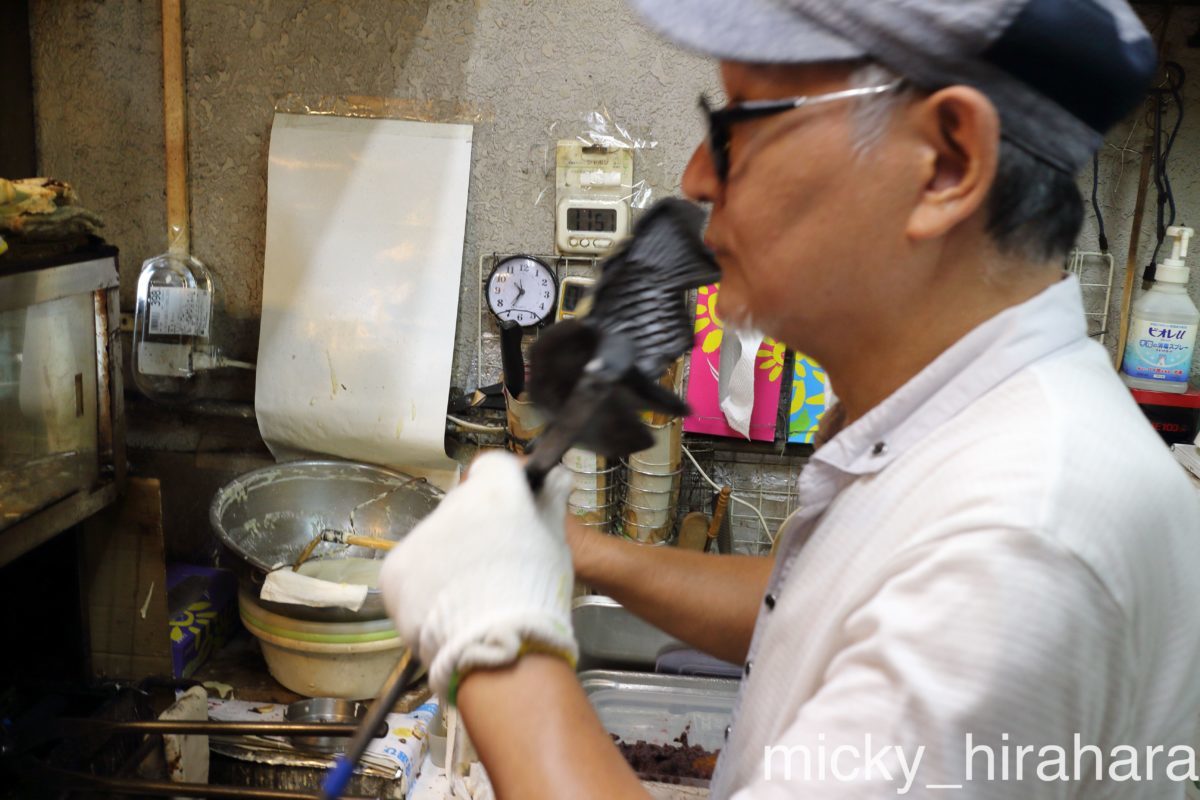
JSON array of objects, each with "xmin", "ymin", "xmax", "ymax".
[{"xmin": 0, "ymin": 243, "xmax": 124, "ymax": 565}]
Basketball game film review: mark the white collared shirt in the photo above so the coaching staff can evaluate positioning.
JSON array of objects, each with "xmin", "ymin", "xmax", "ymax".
[{"xmin": 719, "ymin": 275, "xmax": 1200, "ymax": 799}]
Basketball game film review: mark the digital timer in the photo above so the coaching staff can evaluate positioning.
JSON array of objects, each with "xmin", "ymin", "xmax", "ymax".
[
  {"xmin": 555, "ymin": 141, "xmax": 633, "ymax": 256},
  {"xmin": 556, "ymin": 197, "xmax": 630, "ymax": 257}
]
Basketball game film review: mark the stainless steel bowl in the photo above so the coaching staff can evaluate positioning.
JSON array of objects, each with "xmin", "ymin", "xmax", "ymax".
[
  {"xmin": 284, "ymin": 697, "xmax": 371, "ymax": 754},
  {"xmin": 209, "ymin": 460, "xmax": 443, "ymax": 622},
  {"xmin": 572, "ymin": 594, "xmax": 684, "ymax": 670}
]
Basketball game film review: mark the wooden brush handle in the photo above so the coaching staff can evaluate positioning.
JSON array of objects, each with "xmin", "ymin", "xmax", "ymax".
[
  {"xmin": 342, "ymin": 535, "xmax": 397, "ymax": 551},
  {"xmin": 161, "ymin": 0, "xmax": 189, "ymax": 255},
  {"xmin": 706, "ymin": 486, "xmax": 732, "ymax": 541}
]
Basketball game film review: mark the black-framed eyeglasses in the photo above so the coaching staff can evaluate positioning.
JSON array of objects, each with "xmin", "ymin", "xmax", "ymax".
[{"xmin": 699, "ymin": 78, "xmax": 905, "ymax": 182}]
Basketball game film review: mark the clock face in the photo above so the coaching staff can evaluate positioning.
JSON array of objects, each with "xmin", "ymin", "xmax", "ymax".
[{"xmin": 486, "ymin": 256, "xmax": 557, "ymax": 327}]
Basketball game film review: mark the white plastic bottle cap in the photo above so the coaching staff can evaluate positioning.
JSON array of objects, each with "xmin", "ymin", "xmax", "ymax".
[{"xmin": 1157, "ymin": 263, "xmax": 1190, "ymax": 283}]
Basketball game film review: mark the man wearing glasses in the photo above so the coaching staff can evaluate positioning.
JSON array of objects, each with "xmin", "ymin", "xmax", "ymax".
[{"xmin": 380, "ymin": 1, "xmax": 1200, "ymax": 797}]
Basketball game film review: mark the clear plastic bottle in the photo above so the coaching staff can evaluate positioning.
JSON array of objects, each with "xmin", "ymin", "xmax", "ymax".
[
  {"xmin": 1121, "ymin": 226, "xmax": 1200, "ymax": 394},
  {"xmin": 132, "ymin": 251, "xmax": 214, "ymax": 401}
]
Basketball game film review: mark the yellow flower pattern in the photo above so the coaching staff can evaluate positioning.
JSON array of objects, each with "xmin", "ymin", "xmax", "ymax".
[
  {"xmin": 788, "ymin": 354, "xmax": 830, "ymax": 444},
  {"xmin": 170, "ymin": 601, "xmax": 219, "ymax": 643},
  {"xmin": 757, "ymin": 340, "xmax": 787, "ymax": 382},
  {"xmin": 694, "ymin": 285, "xmax": 724, "ymax": 353},
  {"xmin": 693, "ymin": 284, "xmax": 783, "ymax": 368}
]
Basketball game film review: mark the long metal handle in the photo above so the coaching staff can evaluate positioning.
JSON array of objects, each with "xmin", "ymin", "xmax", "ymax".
[
  {"xmin": 47, "ymin": 768, "xmax": 378, "ymax": 800},
  {"xmin": 524, "ymin": 380, "xmax": 613, "ymax": 493},
  {"xmin": 499, "ymin": 319, "xmax": 525, "ymax": 398},
  {"xmin": 54, "ymin": 718, "xmax": 388, "ymax": 738},
  {"xmin": 319, "ymin": 650, "xmax": 422, "ymax": 800}
]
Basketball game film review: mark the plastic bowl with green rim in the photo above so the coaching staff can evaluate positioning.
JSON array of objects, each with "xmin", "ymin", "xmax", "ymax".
[
  {"xmin": 238, "ymin": 588, "xmax": 424, "ymax": 698},
  {"xmin": 238, "ymin": 589, "xmax": 396, "ymax": 643}
]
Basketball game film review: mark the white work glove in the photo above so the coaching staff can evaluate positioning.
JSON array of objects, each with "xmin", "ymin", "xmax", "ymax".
[{"xmin": 379, "ymin": 451, "xmax": 578, "ymax": 701}]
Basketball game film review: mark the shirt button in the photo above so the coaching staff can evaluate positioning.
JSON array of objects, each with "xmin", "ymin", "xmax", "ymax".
[
  {"xmin": 724, "ymin": 725, "xmax": 732, "ymax": 741},
  {"xmin": 872, "ymin": 441, "xmax": 888, "ymax": 456},
  {"xmin": 744, "ymin": 660, "xmax": 752, "ymax": 677},
  {"xmin": 764, "ymin": 593, "xmax": 776, "ymax": 610}
]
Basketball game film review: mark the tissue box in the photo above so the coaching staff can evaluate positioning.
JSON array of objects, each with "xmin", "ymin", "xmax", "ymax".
[{"xmin": 168, "ymin": 564, "xmax": 238, "ymax": 678}]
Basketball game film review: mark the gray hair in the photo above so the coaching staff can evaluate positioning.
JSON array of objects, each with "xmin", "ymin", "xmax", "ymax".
[{"xmin": 847, "ymin": 62, "xmax": 1083, "ymax": 264}]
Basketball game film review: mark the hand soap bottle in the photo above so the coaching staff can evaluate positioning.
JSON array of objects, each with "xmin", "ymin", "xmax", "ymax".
[{"xmin": 1121, "ymin": 226, "xmax": 1200, "ymax": 393}]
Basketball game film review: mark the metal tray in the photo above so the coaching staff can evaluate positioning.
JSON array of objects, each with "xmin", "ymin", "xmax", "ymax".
[
  {"xmin": 573, "ymin": 595, "xmax": 685, "ymax": 670},
  {"xmin": 580, "ymin": 670, "xmax": 738, "ymax": 753}
]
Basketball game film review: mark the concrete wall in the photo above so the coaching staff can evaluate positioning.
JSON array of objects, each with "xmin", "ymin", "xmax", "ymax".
[
  {"xmin": 33, "ymin": 3, "xmax": 1200, "ymax": 386},
  {"xmin": 26, "ymin": 2, "xmax": 1200, "ymax": 557},
  {"xmin": 28, "ymin": 0, "xmax": 723, "ymax": 557},
  {"xmin": 1075, "ymin": 7, "xmax": 1200, "ymax": 379},
  {"xmin": 29, "ymin": 0, "xmax": 717, "ymax": 393}
]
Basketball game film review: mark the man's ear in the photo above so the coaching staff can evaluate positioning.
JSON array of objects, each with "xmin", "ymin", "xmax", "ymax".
[{"xmin": 905, "ymin": 86, "xmax": 1000, "ymax": 242}]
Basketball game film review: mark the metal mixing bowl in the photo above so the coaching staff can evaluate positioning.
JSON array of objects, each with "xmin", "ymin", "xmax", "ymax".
[
  {"xmin": 284, "ymin": 698, "xmax": 372, "ymax": 754},
  {"xmin": 209, "ymin": 460, "xmax": 443, "ymax": 622}
]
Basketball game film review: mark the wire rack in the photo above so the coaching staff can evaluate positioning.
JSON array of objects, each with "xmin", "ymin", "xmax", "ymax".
[
  {"xmin": 678, "ymin": 442, "xmax": 808, "ymax": 555},
  {"xmin": 473, "ymin": 253, "xmax": 811, "ymax": 556},
  {"xmin": 1067, "ymin": 249, "xmax": 1116, "ymax": 344}
]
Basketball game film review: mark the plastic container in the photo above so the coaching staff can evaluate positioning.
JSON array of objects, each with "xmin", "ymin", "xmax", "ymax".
[
  {"xmin": 1122, "ymin": 226, "xmax": 1199, "ymax": 393},
  {"xmin": 132, "ymin": 251, "xmax": 215, "ymax": 401},
  {"xmin": 243, "ymin": 617, "xmax": 408, "ymax": 700},
  {"xmin": 238, "ymin": 590, "xmax": 420, "ymax": 699},
  {"xmin": 238, "ymin": 590, "xmax": 394, "ymax": 643},
  {"xmin": 579, "ymin": 670, "xmax": 738, "ymax": 753}
]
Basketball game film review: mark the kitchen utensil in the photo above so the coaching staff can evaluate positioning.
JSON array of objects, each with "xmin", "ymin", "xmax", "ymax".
[
  {"xmin": 37, "ymin": 717, "xmax": 384, "ymax": 739},
  {"xmin": 621, "ymin": 416, "xmax": 684, "ymax": 543},
  {"xmin": 238, "ymin": 589, "xmax": 417, "ymax": 699},
  {"xmin": 499, "ymin": 319, "xmax": 525, "ymax": 397},
  {"xmin": 292, "ymin": 530, "xmax": 397, "ymax": 571},
  {"xmin": 324, "ymin": 200, "xmax": 718, "ymax": 797},
  {"xmin": 38, "ymin": 769, "xmax": 379, "ymax": 800},
  {"xmin": 162, "ymin": 0, "xmax": 190, "ymax": 258},
  {"xmin": 525, "ymin": 198, "xmax": 721, "ymax": 491},
  {"xmin": 706, "ymin": 486, "xmax": 732, "ymax": 553},
  {"xmin": 284, "ymin": 698, "xmax": 370, "ymax": 754},
  {"xmin": 238, "ymin": 588, "xmax": 395, "ymax": 641},
  {"xmin": 676, "ymin": 511, "xmax": 711, "ymax": 551},
  {"xmin": 16, "ymin": 716, "xmax": 388, "ymax": 753},
  {"xmin": 319, "ymin": 650, "xmax": 422, "ymax": 800},
  {"xmin": 243, "ymin": 622, "xmax": 408, "ymax": 700},
  {"xmin": 209, "ymin": 460, "xmax": 442, "ymax": 622},
  {"xmin": 573, "ymin": 594, "xmax": 685, "ymax": 671},
  {"xmin": 580, "ymin": 669, "xmax": 737, "ymax": 755},
  {"xmin": 654, "ymin": 647, "xmax": 743, "ymax": 679}
]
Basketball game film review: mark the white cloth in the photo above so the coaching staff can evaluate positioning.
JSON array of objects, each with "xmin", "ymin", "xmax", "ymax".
[
  {"xmin": 259, "ymin": 567, "xmax": 368, "ymax": 611},
  {"xmin": 160, "ymin": 685, "xmax": 210, "ymax": 796},
  {"xmin": 720, "ymin": 327, "xmax": 765, "ymax": 438},
  {"xmin": 718, "ymin": 275, "xmax": 1200, "ymax": 799},
  {"xmin": 379, "ymin": 452, "xmax": 578, "ymax": 699}
]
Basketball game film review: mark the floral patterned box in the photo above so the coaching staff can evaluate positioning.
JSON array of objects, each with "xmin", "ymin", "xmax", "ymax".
[
  {"xmin": 684, "ymin": 283, "xmax": 785, "ymax": 441},
  {"xmin": 168, "ymin": 563, "xmax": 239, "ymax": 678}
]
